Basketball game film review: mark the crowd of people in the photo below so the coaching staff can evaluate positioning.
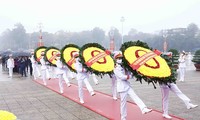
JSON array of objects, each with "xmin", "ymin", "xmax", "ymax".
[{"xmin": 0, "ymin": 54, "xmax": 32, "ymax": 78}]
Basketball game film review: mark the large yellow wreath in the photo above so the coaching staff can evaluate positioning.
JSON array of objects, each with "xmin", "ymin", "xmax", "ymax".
[
  {"xmin": 83, "ymin": 47, "xmax": 114, "ymax": 72},
  {"xmin": 124, "ymin": 46, "xmax": 171, "ymax": 78}
]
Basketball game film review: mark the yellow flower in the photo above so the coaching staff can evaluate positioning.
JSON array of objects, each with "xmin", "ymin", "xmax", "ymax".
[
  {"xmin": 83, "ymin": 47, "xmax": 114, "ymax": 72},
  {"xmin": 0, "ymin": 110, "xmax": 17, "ymax": 120},
  {"xmin": 62, "ymin": 47, "xmax": 79, "ymax": 70},
  {"xmin": 124, "ymin": 46, "xmax": 171, "ymax": 78}
]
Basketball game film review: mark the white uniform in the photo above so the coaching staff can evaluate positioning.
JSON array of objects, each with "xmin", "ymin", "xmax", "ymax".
[
  {"xmin": 178, "ymin": 55, "xmax": 186, "ymax": 81},
  {"xmin": 40, "ymin": 57, "xmax": 50, "ymax": 85},
  {"xmin": 55, "ymin": 59, "xmax": 71, "ymax": 93},
  {"xmin": 160, "ymin": 83, "xmax": 194, "ymax": 116},
  {"xmin": 30, "ymin": 55, "xmax": 41, "ymax": 80},
  {"xmin": 7, "ymin": 57, "xmax": 14, "ymax": 78},
  {"xmin": 74, "ymin": 58, "xmax": 95, "ymax": 103},
  {"xmin": 111, "ymin": 74, "xmax": 117, "ymax": 100},
  {"xmin": 114, "ymin": 64, "xmax": 147, "ymax": 120},
  {"xmin": 91, "ymin": 73, "xmax": 99, "ymax": 85}
]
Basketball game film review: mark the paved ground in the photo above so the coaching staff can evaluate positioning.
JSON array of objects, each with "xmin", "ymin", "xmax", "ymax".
[{"xmin": 0, "ymin": 62, "xmax": 199, "ymax": 120}]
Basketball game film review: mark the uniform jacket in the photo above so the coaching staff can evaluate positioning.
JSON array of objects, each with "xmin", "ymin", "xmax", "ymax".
[
  {"xmin": 178, "ymin": 55, "xmax": 186, "ymax": 68},
  {"xmin": 114, "ymin": 64, "xmax": 132, "ymax": 92},
  {"xmin": 55, "ymin": 59, "xmax": 68, "ymax": 75},
  {"xmin": 74, "ymin": 58, "xmax": 89, "ymax": 80},
  {"xmin": 40, "ymin": 57, "xmax": 47, "ymax": 70}
]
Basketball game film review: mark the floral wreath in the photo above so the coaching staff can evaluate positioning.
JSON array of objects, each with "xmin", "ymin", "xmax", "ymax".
[
  {"xmin": 44, "ymin": 46, "xmax": 60, "ymax": 67},
  {"xmin": 61, "ymin": 44, "xmax": 80, "ymax": 72},
  {"xmin": 34, "ymin": 46, "xmax": 47, "ymax": 64},
  {"xmin": 79, "ymin": 43, "xmax": 114, "ymax": 77},
  {"xmin": 120, "ymin": 40, "xmax": 177, "ymax": 88}
]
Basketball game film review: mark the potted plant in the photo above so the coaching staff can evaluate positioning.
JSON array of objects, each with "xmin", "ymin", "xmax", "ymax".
[
  {"xmin": 192, "ymin": 49, "xmax": 200, "ymax": 71},
  {"xmin": 168, "ymin": 49, "xmax": 179, "ymax": 69}
]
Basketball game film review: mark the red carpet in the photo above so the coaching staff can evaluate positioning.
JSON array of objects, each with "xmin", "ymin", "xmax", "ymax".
[{"xmin": 34, "ymin": 79, "xmax": 184, "ymax": 120}]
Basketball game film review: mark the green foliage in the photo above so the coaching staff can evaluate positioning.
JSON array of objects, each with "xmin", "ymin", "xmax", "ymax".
[
  {"xmin": 168, "ymin": 49, "xmax": 178, "ymax": 55},
  {"xmin": 168, "ymin": 49, "xmax": 179, "ymax": 66},
  {"xmin": 192, "ymin": 49, "xmax": 200, "ymax": 64}
]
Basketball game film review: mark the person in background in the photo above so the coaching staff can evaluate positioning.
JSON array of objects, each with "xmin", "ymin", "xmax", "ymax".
[
  {"xmin": 178, "ymin": 51, "xmax": 187, "ymax": 82},
  {"xmin": 55, "ymin": 52, "xmax": 71, "ymax": 94},
  {"xmin": 30, "ymin": 52, "xmax": 41, "ymax": 80},
  {"xmin": 20, "ymin": 57, "xmax": 27, "ymax": 77},
  {"xmin": 113, "ymin": 51, "xmax": 152, "ymax": 120},
  {"xmin": 73, "ymin": 52, "xmax": 95, "ymax": 104},
  {"xmin": 7, "ymin": 54, "xmax": 15, "ymax": 78},
  {"xmin": 27, "ymin": 56, "xmax": 33, "ymax": 76}
]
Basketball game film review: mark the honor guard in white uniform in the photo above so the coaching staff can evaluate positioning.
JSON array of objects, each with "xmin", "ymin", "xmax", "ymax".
[
  {"xmin": 55, "ymin": 52, "xmax": 71, "ymax": 94},
  {"xmin": 7, "ymin": 54, "xmax": 14, "ymax": 78},
  {"xmin": 73, "ymin": 52, "xmax": 95, "ymax": 104},
  {"xmin": 40, "ymin": 52, "xmax": 50, "ymax": 86},
  {"xmin": 160, "ymin": 83, "xmax": 198, "ymax": 119},
  {"xmin": 113, "ymin": 51, "xmax": 152, "ymax": 120},
  {"xmin": 30, "ymin": 52, "xmax": 41, "ymax": 80},
  {"xmin": 178, "ymin": 51, "xmax": 187, "ymax": 82}
]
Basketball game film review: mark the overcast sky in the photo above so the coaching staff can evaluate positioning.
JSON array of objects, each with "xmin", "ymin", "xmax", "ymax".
[{"xmin": 0, "ymin": 0, "xmax": 200, "ymax": 35}]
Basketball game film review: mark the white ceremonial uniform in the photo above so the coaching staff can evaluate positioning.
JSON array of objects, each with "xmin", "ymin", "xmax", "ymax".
[
  {"xmin": 160, "ymin": 83, "xmax": 197, "ymax": 118},
  {"xmin": 74, "ymin": 58, "xmax": 95, "ymax": 103},
  {"xmin": 111, "ymin": 74, "xmax": 117, "ymax": 100},
  {"xmin": 40, "ymin": 57, "xmax": 50, "ymax": 85},
  {"xmin": 178, "ymin": 55, "xmax": 186, "ymax": 81},
  {"xmin": 91, "ymin": 73, "xmax": 99, "ymax": 85},
  {"xmin": 30, "ymin": 55, "xmax": 41, "ymax": 80},
  {"xmin": 114, "ymin": 63, "xmax": 147, "ymax": 120},
  {"xmin": 55, "ymin": 59, "xmax": 71, "ymax": 93},
  {"xmin": 7, "ymin": 57, "xmax": 14, "ymax": 78}
]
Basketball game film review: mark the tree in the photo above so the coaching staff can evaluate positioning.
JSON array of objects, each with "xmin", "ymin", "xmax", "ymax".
[
  {"xmin": 92, "ymin": 27, "xmax": 105, "ymax": 44},
  {"xmin": 11, "ymin": 23, "xmax": 27, "ymax": 50}
]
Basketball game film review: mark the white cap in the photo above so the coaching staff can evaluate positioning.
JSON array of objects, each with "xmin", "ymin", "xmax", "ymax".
[
  {"xmin": 72, "ymin": 52, "xmax": 79, "ymax": 58},
  {"xmin": 113, "ymin": 51, "xmax": 122, "ymax": 59},
  {"xmin": 41, "ymin": 51, "xmax": 45, "ymax": 55}
]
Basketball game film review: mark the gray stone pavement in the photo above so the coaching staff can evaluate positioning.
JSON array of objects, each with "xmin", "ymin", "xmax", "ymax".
[{"xmin": 0, "ymin": 63, "xmax": 199, "ymax": 120}]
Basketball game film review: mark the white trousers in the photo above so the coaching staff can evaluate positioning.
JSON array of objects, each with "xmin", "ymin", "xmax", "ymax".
[
  {"xmin": 8, "ymin": 67, "xmax": 13, "ymax": 77},
  {"xmin": 179, "ymin": 67, "xmax": 185, "ymax": 81},
  {"xmin": 57, "ymin": 73, "xmax": 70, "ymax": 91},
  {"xmin": 41, "ymin": 69, "xmax": 50, "ymax": 85},
  {"xmin": 91, "ymin": 74, "xmax": 98, "ymax": 84},
  {"xmin": 78, "ymin": 77, "xmax": 94, "ymax": 100},
  {"xmin": 32, "ymin": 64, "xmax": 41, "ymax": 79},
  {"xmin": 160, "ymin": 83, "xmax": 190, "ymax": 115},
  {"xmin": 119, "ymin": 88, "xmax": 146, "ymax": 120},
  {"xmin": 112, "ymin": 77, "xmax": 117, "ymax": 98}
]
